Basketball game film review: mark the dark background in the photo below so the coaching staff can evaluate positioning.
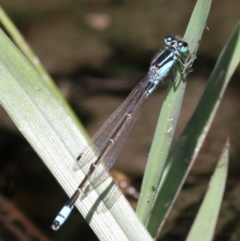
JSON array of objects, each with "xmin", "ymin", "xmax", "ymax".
[{"xmin": 0, "ymin": 1, "xmax": 240, "ymax": 241}]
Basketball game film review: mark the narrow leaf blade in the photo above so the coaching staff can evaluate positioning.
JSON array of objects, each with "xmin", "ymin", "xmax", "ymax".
[{"xmin": 186, "ymin": 140, "xmax": 229, "ymax": 241}]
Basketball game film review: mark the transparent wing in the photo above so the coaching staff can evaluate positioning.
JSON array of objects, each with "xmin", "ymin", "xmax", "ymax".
[
  {"xmin": 74, "ymin": 53, "xmax": 176, "ymax": 173},
  {"xmin": 74, "ymin": 74, "xmax": 153, "ymax": 171},
  {"xmin": 77, "ymin": 78, "xmax": 150, "ymax": 202},
  {"xmin": 90, "ymin": 97, "xmax": 142, "ymax": 185}
]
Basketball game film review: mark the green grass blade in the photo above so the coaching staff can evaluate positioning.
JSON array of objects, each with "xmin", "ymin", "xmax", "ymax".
[
  {"xmin": 149, "ymin": 20, "xmax": 240, "ymax": 238},
  {"xmin": 0, "ymin": 29, "xmax": 153, "ymax": 241},
  {"xmin": 186, "ymin": 140, "xmax": 229, "ymax": 241},
  {"xmin": 137, "ymin": 0, "xmax": 212, "ymax": 234},
  {"xmin": 0, "ymin": 6, "xmax": 84, "ymax": 131}
]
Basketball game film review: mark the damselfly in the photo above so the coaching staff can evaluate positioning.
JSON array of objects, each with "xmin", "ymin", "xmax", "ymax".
[{"xmin": 52, "ymin": 35, "xmax": 190, "ymax": 230}]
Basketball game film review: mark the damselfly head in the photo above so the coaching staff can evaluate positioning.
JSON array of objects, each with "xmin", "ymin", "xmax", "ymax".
[{"xmin": 164, "ymin": 35, "xmax": 189, "ymax": 53}]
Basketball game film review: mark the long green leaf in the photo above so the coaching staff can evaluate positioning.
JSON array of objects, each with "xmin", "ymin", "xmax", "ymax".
[
  {"xmin": 151, "ymin": 20, "xmax": 240, "ymax": 239},
  {"xmin": 0, "ymin": 6, "xmax": 85, "ymax": 132},
  {"xmin": 186, "ymin": 139, "xmax": 229, "ymax": 241},
  {"xmin": 0, "ymin": 29, "xmax": 153, "ymax": 241},
  {"xmin": 137, "ymin": 0, "xmax": 212, "ymax": 235}
]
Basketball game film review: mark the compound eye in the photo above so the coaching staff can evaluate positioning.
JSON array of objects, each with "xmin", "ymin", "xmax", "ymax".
[
  {"xmin": 164, "ymin": 35, "xmax": 175, "ymax": 45},
  {"xmin": 178, "ymin": 41, "xmax": 189, "ymax": 53}
]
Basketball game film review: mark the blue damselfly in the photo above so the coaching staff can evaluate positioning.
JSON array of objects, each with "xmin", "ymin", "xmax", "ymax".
[{"xmin": 52, "ymin": 35, "xmax": 190, "ymax": 230}]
